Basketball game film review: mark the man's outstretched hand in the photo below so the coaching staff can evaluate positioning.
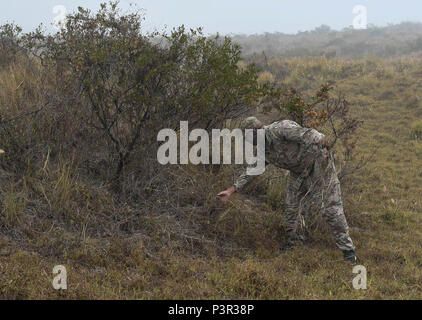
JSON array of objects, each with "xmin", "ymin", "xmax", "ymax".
[{"xmin": 216, "ymin": 186, "xmax": 236, "ymax": 204}]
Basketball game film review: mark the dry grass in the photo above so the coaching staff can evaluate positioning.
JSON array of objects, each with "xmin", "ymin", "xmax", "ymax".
[{"xmin": 1, "ymin": 55, "xmax": 422, "ymax": 299}]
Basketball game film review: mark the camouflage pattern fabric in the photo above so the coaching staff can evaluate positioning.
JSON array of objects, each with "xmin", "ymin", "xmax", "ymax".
[
  {"xmin": 240, "ymin": 116, "xmax": 263, "ymax": 130},
  {"xmin": 234, "ymin": 120, "xmax": 355, "ymax": 251}
]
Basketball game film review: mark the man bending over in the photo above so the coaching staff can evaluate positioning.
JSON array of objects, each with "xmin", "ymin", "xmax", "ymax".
[{"xmin": 217, "ymin": 117, "xmax": 357, "ymax": 263}]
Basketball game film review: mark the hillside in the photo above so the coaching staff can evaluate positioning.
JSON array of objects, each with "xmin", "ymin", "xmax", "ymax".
[
  {"xmin": 232, "ymin": 22, "xmax": 422, "ymax": 59},
  {"xmin": 0, "ymin": 9, "xmax": 422, "ymax": 299}
]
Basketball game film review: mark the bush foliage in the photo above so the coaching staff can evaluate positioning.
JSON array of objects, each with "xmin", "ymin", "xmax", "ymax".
[{"xmin": 4, "ymin": 2, "xmax": 260, "ymax": 187}]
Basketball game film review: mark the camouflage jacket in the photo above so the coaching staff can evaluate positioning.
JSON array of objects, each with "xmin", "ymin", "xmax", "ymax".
[{"xmin": 234, "ymin": 120, "xmax": 327, "ymax": 191}]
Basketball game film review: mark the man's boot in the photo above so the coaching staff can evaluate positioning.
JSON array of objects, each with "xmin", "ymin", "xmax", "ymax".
[{"xmin": 343, "ymin": 249, "xmax": 358, "ymax": 263}]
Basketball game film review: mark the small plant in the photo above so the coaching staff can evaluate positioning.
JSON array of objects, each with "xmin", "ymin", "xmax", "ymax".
[
  {"xmin": 257, "ymin": 71, "xmax": 275, "ymax": 86},
  {"xmin": 411, "ymin": 120, "xmax": 422, "ymax": 140},
  {"xmin": 1, "ymin": 190, "xmax": 26, "ymax": 227}
]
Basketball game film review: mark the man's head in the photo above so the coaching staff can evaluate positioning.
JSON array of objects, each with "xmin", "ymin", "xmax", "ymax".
[
  {"xmin": 240, "ymin": 116, "xmax": 263, "ymax": 131},
  {"xmin": 240, "ymin": 117, "xmax": 264, "ymax": 146}
]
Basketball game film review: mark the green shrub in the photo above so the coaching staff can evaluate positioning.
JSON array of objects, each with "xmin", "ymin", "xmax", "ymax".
[
  {"xmin": 0, "ymin": 23, "xmax": 24, "ymax": 67},
  {"xmin": 21, "ymin": 1, "xmax": 261, "ymax": 187}
]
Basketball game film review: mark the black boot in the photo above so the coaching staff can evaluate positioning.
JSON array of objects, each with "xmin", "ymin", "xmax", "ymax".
[
  {"xmin": 279, "ymin": 243, "xmax": 293, "ymax": 253},
  {"xmin": 343, "ymin": 249, "xmax": 358, "ymax": 263}
]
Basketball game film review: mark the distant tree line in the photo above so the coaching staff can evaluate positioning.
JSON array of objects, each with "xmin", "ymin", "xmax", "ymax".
[{"xmin": 231, "ymin": 22, "xmax": 422, "ymax": 59}]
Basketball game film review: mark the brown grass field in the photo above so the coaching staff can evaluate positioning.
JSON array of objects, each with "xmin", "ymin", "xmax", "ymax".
[{"xmin": 0, "ymin": 53, "xmax": 422, "ymax": 299}]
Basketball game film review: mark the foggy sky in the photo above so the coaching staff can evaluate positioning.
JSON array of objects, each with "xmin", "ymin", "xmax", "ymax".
[{"xmin": 2, "ymin": 0, "xmax": 422, "ymax": 35}]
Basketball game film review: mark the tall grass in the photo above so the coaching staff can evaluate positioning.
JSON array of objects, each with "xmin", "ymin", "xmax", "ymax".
[{"xmin": 1, "ymin": 25, "xmax": 422, "ymax": 299}]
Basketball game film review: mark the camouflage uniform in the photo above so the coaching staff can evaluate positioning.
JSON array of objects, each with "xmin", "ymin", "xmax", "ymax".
[{"xmin": 234, "ymin": 120, "xmax": 355, "ymax": 252}]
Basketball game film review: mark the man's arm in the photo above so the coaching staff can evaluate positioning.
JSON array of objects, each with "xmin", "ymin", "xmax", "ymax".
[
  {"xmin": 216, "ymin": 170, "xmax": 254, "ymax": 204},
  {"xmin": 216, "ymin": 185, "xmax": 236, "ymax": 204},
  {"xmin": 217, "ymin": 162, "xmax": 268, "ymax": 204}
]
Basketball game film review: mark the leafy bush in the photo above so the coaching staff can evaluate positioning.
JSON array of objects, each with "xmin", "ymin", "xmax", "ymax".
[
  {"xmin": 23, "ymin": 1, "xmax": 260, "ymax": 187},
  {"xmin": 0, "ymin": 23, "xmax": 25, "ymax": 67}
]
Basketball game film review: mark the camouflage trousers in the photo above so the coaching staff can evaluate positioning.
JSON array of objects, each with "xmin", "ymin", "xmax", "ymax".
[{"xmin": 284, "ymin": 149, "xmax": 355, "ymax": 251}]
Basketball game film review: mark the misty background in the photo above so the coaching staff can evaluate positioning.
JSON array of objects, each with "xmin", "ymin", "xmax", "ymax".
[{"xmin": 2, "ymin": 0, "xmax": 422, "ymax": 35}]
